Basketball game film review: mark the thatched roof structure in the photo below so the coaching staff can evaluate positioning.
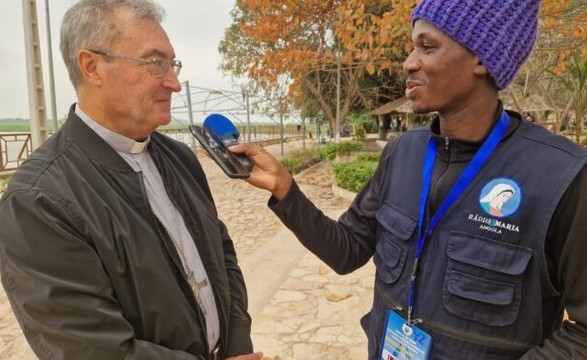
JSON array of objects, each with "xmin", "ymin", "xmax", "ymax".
[
  {"xmin": 502, "ymin": 85, "xmax": 558, "ymax": 113},
  {"xmin": 368, "ymin": 97, "xmax": 413, "ymax": 116}
]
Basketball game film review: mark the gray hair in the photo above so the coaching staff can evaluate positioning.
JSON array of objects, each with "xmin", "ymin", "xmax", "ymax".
[{"xmin": 60, "ymin": 0, "xmax": 165, "ymax": 90}]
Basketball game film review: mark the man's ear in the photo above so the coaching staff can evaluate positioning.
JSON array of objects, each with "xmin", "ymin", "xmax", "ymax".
[
  {"xmin": 473, "ymin": 56, "xmax": 489, "ymax": 76},
  {"xmin": 77, "ymin": 50, "xmax": 102, "ymax": 86}
]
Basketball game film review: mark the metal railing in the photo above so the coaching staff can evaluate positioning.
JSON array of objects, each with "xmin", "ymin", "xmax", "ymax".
[
  {"xmin": 0, "ymin": 125, "xmax": 304, "ymax": 174},
  {"xmin": 0, "ymin": 133, "xmax": 32, "ymax": 172},
  {"xmin": 157, "ymin": 124, "xmax": 302, "ymax": 144}
]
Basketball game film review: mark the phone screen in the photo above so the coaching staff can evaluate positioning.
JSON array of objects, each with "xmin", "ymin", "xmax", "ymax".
[{"xmin": 188, "ymin": 125, "xmax": 251, "ymax": 179}]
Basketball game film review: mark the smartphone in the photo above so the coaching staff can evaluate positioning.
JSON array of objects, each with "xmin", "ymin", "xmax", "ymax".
[{"xmin": 188, "ymin": 125, "xmax": 252, "ymax": 179}]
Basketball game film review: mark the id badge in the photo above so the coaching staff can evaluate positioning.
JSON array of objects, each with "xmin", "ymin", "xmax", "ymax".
[{"xmin": 380, "ymin": 310, "xmax": 432, "ymax": 360}]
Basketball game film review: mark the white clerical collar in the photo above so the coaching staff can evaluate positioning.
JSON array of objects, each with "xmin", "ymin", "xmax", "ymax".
[{"xmin": 75, "ymin": 104, "xmax": 150, "ymax": 154}]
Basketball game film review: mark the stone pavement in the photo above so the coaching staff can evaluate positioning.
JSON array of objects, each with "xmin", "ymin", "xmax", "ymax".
[
  {"xmin": 235, "ymin": 140, "xmax": 375, "ymax": 359},
  {"xmin": 0, "ymin": 138, "xmax": 375, "ymax": 360}
]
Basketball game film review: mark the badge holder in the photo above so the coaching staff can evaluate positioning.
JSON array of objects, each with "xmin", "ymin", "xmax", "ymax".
[{"xmin": 380, "ymin": 310, "xmax": 432, "ymax": 360}]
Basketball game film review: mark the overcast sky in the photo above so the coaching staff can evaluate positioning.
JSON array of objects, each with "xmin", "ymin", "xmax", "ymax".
[{"xmin": 0, "ymin": 0, "xmax": 239, "ymax": 119}]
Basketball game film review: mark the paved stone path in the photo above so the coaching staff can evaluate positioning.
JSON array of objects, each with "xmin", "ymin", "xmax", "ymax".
[{"xmin": 0, "ymin": 139, "xmax": 375, "ymax": 359}]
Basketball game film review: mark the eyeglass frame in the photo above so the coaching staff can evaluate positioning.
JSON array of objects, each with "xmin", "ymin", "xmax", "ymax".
[{"xmin": 87, "ymin": 49, "xmax": 182, "ymax": 79}]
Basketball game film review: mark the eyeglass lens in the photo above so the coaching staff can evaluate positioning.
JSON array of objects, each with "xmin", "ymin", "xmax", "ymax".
[{"xmin": 149, "ymin": 59, "xmax": 181, "ymax": 78}]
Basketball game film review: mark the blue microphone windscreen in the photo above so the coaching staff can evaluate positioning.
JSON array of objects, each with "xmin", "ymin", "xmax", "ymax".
[{"xmin": 203, "ymin": 114, "xmax": 240, "ymax": 139}]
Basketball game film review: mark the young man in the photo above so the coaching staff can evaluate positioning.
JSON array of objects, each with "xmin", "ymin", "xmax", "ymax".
[
  {"xmin": 233, "ymin": 0, "xmax": 587, "ymax": 358},
  {"xmin": 0, "ymin": 1, "xmax": 261, "ymax": 359}
]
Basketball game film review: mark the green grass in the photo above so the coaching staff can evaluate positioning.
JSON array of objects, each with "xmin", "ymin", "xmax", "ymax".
[
  {"xmin": 0, "ymin": 121, "xmax": 30, "ymax": 132},
  {"xmin": 0, "ymin": 119, "xmax": 63, "ymax": 133}
]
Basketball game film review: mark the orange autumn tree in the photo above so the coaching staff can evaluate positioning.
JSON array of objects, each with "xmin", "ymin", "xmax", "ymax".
[
  {"xmin": 516, "ymin": 0, "xmax": 587, "ymax": 138},
  {"xmin": 540, "ymin": 0, "xmax": 587, "ymax": 142},
  {"xmin": 539, "ymin": 0, "xmax": 587, "ymax": 75},
  {"xmin": 219, "ymin": 0, "xmax": 416, "ymax": 134}
]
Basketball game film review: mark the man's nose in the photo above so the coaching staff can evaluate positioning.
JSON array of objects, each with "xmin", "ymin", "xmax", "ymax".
[{"xmin": 403, "ymin": 50, "xmax": 419, "ymax": 73}]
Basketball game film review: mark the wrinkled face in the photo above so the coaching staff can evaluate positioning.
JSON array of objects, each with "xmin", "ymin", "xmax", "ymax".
[
  {"xmin": 403, "ymin": 20, "xmax": 480, "ymax": 114},
  {"xmin": 96, "ymin": 9, "xmax": 181, "ymax": 139}
]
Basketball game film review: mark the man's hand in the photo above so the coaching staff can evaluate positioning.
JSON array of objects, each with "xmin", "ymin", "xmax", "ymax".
[
  {"xmin": 229, "ymin": 144, "xmax": 293, "ymax": 200},
  {"xmin": 225, "ymin": 352, "xmax": 264, "ymax": 360}
]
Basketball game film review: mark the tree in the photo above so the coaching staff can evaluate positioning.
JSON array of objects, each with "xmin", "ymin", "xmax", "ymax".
[
  {"xmin": 219, "ymin": 0, "xmax": 586, "ymax": 143},
  {"xmin": 219, "ymin": 0, "xmax": 416, "ymax": 138},
  {"xmin": 539, "ymin": 1, "xmax": 587, "ymax": 141},
  {"xmin": 514, "ymin": 0, "xmax": 587, "ymax": 133},
  {"xmin": 539, "ymin": 0, "xmax": 587, "ymax": 75},
  {"xmin": 556, "ymin": 53, "xmax": 587, "ymax": 143}
]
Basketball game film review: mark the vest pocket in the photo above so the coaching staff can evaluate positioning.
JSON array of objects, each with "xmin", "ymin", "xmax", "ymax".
[
  {"xmin": 443, "ymin": 232, "xmax": 533, "ymax": 326},
  {"xmin": 374, "ymin": 202, "xmax": 417, "ymax": 284}
]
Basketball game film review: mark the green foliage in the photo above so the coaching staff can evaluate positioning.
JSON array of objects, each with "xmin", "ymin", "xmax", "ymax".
[
  {"xmin": 0, "ymin": 177, "xmax": 9, "ymax": 193},
  {"xmin": 356, "ymin": 152, "xmax": 382, "ymax": 162},
  {"xmin": 278, "ymin": 143, "xmax": 380, "ymax": 192},
  {"xmin": 346, "ymin": 112, "xmax": 375, "ymax": 139},
  {"xmin": 354, "ymin": 125, "xmax": 366, "ymax": 139},
  {"xmin": 314, "ymin": 143, "xmax": 339, "ymax": 161},
  {"xmin": 346, "ymin": 112, "xmax": 373, "ymax": 126},
  {"xmin": 332, "ymin": 153, "xmax": 381, "ymax": 192},
  {"xmin": 337, "ymin": 141, "xmax": 363, "ymax": 156},
  {"xmin": 313, "ymin": 141, "xmax": 363, "ymax": 161},
  {"xmin": 280, "ymin": 149, "xmax": 317, "ymax": 174},
  {"xmin": 548, "ymin": 51, "xmax": 587, "ymax": 143}
]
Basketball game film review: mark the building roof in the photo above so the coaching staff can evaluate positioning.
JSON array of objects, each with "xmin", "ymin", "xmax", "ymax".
[{"xmin": 367, "ymin": 97, "xmax": 413, "ymax": 116}]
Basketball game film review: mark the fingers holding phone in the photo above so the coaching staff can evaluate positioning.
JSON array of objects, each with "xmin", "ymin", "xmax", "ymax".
[
  {"xmin": 229, "ymin": 144, "xmax": 293, "ymax": 200},
  {"xmin": 189, "ymin": 125, "xmax": 252, "ymax": 179}
]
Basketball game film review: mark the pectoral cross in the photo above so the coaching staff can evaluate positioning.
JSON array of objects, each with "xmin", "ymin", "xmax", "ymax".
[{"xmin": 186, "ymin": 268, "xmax": 209, "ymax": 316}]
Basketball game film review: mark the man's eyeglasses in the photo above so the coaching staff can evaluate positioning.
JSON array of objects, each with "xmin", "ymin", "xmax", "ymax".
[{"xmin": 88, "ymin": 49, "xmax": 182, "ymax": 79}]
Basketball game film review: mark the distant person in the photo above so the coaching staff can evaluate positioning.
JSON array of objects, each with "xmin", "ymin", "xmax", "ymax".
[
  {"xmin": 232, "ymin": 0, "xmax": 587, "ymax": 358},
  {"xmin": 0, "ymin": 0, "xmax": 261, "ymax": 359}
]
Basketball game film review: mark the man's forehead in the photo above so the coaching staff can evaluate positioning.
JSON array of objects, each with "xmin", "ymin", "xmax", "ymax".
[{"xmin": 411, "ymin": 20, "xmax": 446, "ymax": 41}]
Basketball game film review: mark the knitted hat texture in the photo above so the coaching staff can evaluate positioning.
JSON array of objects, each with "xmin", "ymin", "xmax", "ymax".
[{"xmin": 411, "ymin": 0, "xmax": 540, "ymax": 89}]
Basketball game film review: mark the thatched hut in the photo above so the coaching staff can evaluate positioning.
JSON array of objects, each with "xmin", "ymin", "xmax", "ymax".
[{"xmin": 368, "ymin": 97, "xmax": 434, "ymax": 139}]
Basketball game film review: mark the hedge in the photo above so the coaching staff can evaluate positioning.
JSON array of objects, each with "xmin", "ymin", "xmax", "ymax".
[
  {"xmin": 332, "ymin": 152, "xmax": 381, "ymax": 192},
  {"xmin": 314, "ymin": 141, "xmax": 363, "ymax": 161}
]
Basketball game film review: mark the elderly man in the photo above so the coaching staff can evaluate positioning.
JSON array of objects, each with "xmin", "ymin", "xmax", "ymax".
[{"xmin": 0, "ymin": 1, "xmax": 262, "ymax": 359}]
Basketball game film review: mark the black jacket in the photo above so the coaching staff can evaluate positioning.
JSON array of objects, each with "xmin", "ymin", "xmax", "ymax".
[{"xmin": 0, "ymin": 106, "xmax": 253, "ymax": 359}]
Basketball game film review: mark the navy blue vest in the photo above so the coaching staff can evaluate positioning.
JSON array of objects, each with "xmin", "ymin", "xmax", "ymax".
[{"xmin": 362, "ymin": 120, "xmax": 587, "ymax": 359}]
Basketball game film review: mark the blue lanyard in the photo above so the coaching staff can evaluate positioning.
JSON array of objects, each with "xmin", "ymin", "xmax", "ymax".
[{"xmin": 407, "ymin": 111, "xmax": 510, "ymax": 324}]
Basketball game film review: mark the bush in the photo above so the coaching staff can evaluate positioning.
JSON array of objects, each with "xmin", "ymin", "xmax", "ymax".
[
  {"xmin": 313, "ymin": 142, "xmax": 338, "ymax": 161},
  {"xmin": 337, "ymin": 141, "xmax": 363, "ymax": 156},
  {"xmin": 332, "ymin": 152, "xmax": 381, "ymax": 192},
  {"xmin": 279, "ymin": 142, "xmax": 379, "ymax": 190},
  {"xmin": 354, "ymin": 125, "xmax": 366, "ymax": 139},
  {"xmin": 356, "ymin": 152, "xmax": 381, "ymax": 162},
  {"xmin": 0, "ymin": 177, "xmax": 8, "ymax": 193},
  {"xmin": 314, "ymin": 141, "xmax": 362, "ymax": 161},
  {"xmin": 280, "ymin": 149, "xmax": 317, "ymax": 174}
]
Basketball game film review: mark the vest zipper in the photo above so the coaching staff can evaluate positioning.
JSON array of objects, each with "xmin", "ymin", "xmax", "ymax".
[
  {"xmin": 375, "ymin": 283, "xmax": 531, "ymax": 352},
  {"xmin": 444, "ymin": 136, "xmax": 450, "ymax": 151},
  {"xmin": 421, "ymin": 318, "xmax": 532, "ymax": 352}
]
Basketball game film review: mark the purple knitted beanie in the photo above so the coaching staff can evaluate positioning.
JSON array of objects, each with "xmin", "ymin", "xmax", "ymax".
[{"xmin": 411, "ymin": 0, "xmax": 541, "ymax": 89}]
